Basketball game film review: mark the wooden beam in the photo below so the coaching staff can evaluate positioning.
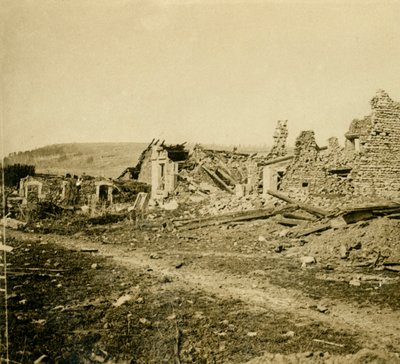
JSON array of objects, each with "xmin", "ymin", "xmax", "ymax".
[
  {"xmin": 386, "ymin": 213, "xmax": 400, "ymax": 219},
  {"xmin": 295, "ymin": 223, "xmax": 332, "ymax": 237},
  {"xmin": 177, "ymin": 205, "xmax": 294, "ymax": 230},
  {"xmin": 215, "ymin": 167, "xmax": 237, "ymax": 186},
  {"xmin": 275, "ymin": 217, "xmax": 305, "ymax": 227},
  {"xmin": 201, "ymin": 165, "xmax": 234, "ymax": 194},
  {"xmin": 263, "ymin": 154, "xmax": 294, "ymax": 166},
  {"xmin": 283, "ymin": 212, "xmax": 316, "ymax": 221},
  {"xmin": 266, "ymin": 190, "xmax": 332, "ymax": 217},
  {"xmin": 181, "ymin": 206, "xmax": 292, "ymax": 230}
]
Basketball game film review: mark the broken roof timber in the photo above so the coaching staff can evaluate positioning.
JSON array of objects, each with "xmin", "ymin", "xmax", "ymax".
[{"xmin": 263, "ymin": 154, "xmax": 294, "ymax": 166}]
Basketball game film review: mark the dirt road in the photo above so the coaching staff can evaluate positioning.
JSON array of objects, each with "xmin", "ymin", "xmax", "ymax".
[{"xmin": 4, "ymin": 225, "xmax": 400, "ymax": 363}]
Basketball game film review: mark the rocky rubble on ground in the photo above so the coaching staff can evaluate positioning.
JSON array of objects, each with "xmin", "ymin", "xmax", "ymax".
[{"xmin": 245, "ymin": 348, "xmax": 400, "ymax": 364}]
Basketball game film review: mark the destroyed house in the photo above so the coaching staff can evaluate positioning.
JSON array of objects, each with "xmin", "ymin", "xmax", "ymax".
[
  {"xmin": 19, "ymin": 174, "xmax": 64, "ymax": 205},
  {"xmin": 182, "ymin": 121, "xmax": 290, "ymax": 197},
  {"xmin": 150, "ymin": 142, "xmax": 189, "ymax": 199},
  {"xmin": 279, "ymin": 90, "xmax": 400, "ymax": 199},
  {"xmin": 122, "ymin": 140, "xmax": 189, "ymax": 199},
  {"xmin": 188, "ymin": 145, "xmax": 265, "ymax": 196}
]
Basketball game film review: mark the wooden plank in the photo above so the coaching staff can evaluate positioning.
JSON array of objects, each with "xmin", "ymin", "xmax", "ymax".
[
  {"xmin": 372, "ymin": 208, "xmax": 400, "ymax": 215},
  {"xmin": 313, "ymin": 339, "xmax": 344, "ymax": 348},
  {"xmin": 283, "ymin": 212, "xmax": 316, "ymax": 221},
  {"xmin": 384, "ymin": 266, "xmax": 400, "ymax": 272},
  {"xmin": 215, "ymin": 167, "xmax": 237, "ymax": 186},
  {"xmin": 174, "ymin": 204, "xmax": 297, "ymax": 226},
  {"xmin": 180, "ymin": 206, "xmax": 293, "ymax": 231},
  {"xmin": 267, "ymin": 190, "xmax": 331, "ymax": 217},
  {"xmin": 275, "ymin": 217, "xmax": 304, "ymax": 227},
  {"xmin": 337, "ymin": 203, "xmax": 400, "ymax": 224},
  {"xmin": 342, "ymin": 210, "xmax": 374, "ymax": 224},
  {"xmin": 385, "ymin": 213, "xmax": 400, "ymax": 219},
  {"xmin": 295, "ymin": 223, "xmax": 331, "ymax": 237},
  {"xmin": 201, "ymin": 165, "xmax": 234, "ymax": 194},
  {"xmin": 382, "ymin": 262, "xmax": 400, "ymax": 266},
  {"xmin": 343, "ymin": 203, "xmax": 400, "ymax": 212},
  {"xmin": 263, "ymin": 154, "xmax": 294, "ymax": 166}
]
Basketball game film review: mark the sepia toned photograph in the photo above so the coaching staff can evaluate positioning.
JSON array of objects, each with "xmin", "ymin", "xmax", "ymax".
[{"xmin": 1, "ymin": 0, "xmax": 400, "ymax": 363}]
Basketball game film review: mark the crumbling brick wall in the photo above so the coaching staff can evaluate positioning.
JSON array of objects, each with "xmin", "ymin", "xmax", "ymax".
[
  {"xmin": 280, "ymin": 132, "xmax": 355, "ymax": 199},
  {"xmin": 350, "ymin": 90, "xmax": 400, "ymax": 197},
  {"xmin": 281, "ymin": 90, "xmax": 400, "ymax": 200},
  {"xmin": 279, "ymin": 131, "xmax": 325, "ymax": 198}
]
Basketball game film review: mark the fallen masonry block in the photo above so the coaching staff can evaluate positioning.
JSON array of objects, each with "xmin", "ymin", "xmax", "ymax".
[
  {"xmin": 329, "ymin": 216, "xmax": 348, "ymax": 228},
  {"xmin": 0, "ymin": 244, "xmax": 13, "ymax": 252},
  {"xmin": 1, "ymin": 217, "xmax": 27, "ymax": 230},
  {"xmin": 300, "ymin": 256, "xmax": 316, "ymax": 267}
]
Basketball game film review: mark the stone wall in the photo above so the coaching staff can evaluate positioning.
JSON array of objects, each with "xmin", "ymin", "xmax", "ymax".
[
  {"xmin": 267, "ymin": 120, "xmax": 288, "ymax": 159},
  {"xmin": 280, "ymin": 131, "xmax": 326, "ymax": 198},
  {"xmin": 280, "ymin": 132, "xmax": 355, "ymax": 200},
  {"xmin": 20, "ymin": 175, "xmax": 64, "ymax": 204},
  {"xmin": 137, "ymin": 148, "xmax": 152, "ymax": 185},
  {"xmin": 280, "ymin": 90, "xmax": 400, "ymax": 201},
  {"xmin": 351, "ymin": 90, "xmax": 400, "ymax": 197}
]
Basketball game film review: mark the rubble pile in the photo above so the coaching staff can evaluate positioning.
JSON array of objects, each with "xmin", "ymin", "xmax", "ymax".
[
  {"xmin": 197, "ymin": 193, "xmax": 265, "ymax": 215},
  {"xmin": 186, "ymin": 145, "xmax": 255, "ymax": 190}
]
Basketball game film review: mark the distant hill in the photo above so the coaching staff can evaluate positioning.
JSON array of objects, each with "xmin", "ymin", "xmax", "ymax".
[
  {"xmin": 5, "ymin": 143, "xmax": 149, "ymax": 178},
  {"xmin": 5, "ymin": 142, "xmax": 275, "ymax": 179}
]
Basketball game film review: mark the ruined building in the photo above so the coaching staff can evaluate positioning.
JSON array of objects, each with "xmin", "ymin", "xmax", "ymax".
[
  {"xmin": 122, "ymin": 140, "xmax": 189, "ymax": 199},
  {"xmin": 122, "ymin": 91, "xmax": 400, "ymax": 203},
  {"xmin": 279, "ymin": 90, "xmax": 400, "ymax": 199},
  {"xmin": 349, "ymin": 90, "xmax": 400, "ymax": 197},
  {"xmin": 17, "ymin": 174, "xmax": 148, "ymax": 212}
]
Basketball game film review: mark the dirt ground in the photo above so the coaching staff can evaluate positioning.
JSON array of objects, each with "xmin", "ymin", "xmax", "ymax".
[{"xmin": 1, "ymin": 213, "xmax": 400, "ymax": 363}]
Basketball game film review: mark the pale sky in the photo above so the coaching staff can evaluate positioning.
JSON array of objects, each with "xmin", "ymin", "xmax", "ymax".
[{"xmin": 1, "ymin": 0, "xmax": 400, "ymax": 156}]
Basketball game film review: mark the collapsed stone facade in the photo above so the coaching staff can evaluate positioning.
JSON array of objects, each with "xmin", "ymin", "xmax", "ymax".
[
  {"xmin": 280, "ymin": 90, "xmax": 400, "ymax": 200},
  {"xmin": 124, "ymin": 140, "xmax": 189, "ymax": 200}
]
